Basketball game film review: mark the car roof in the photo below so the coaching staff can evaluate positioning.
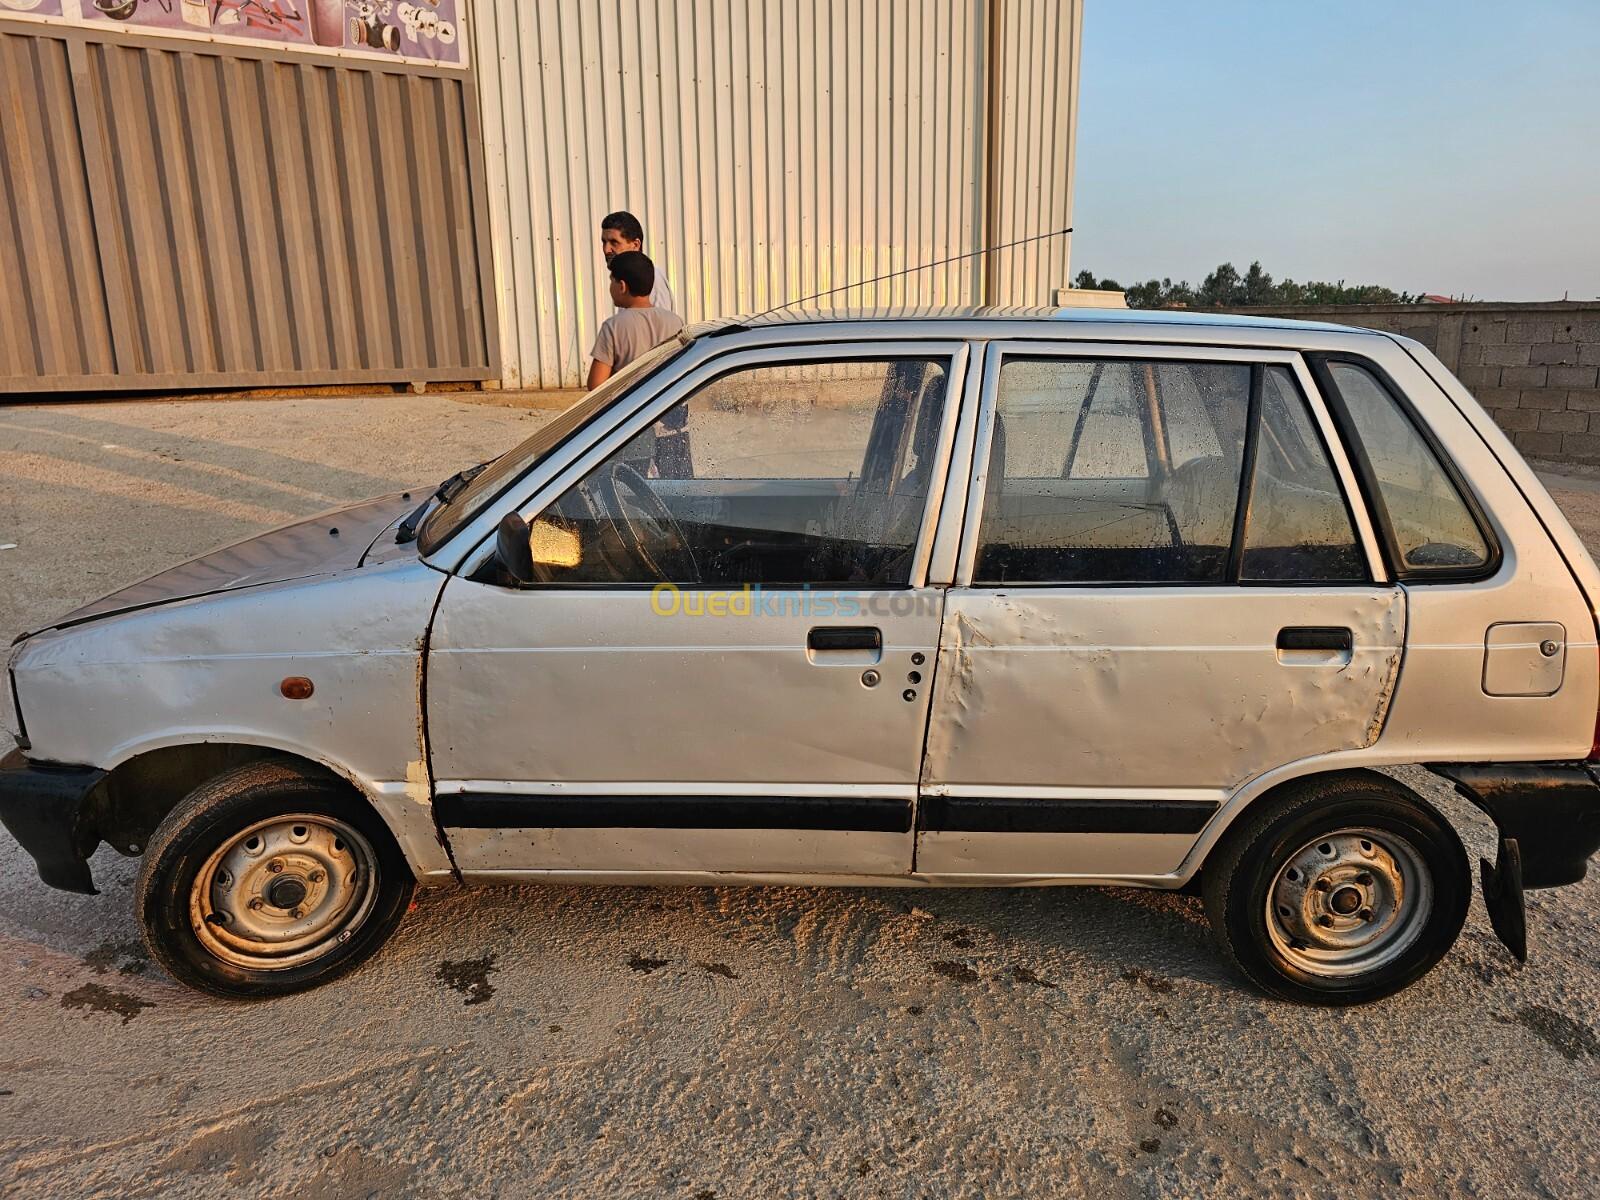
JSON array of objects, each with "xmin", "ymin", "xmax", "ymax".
[{"xmin": 692, "ymin": 304, "xmax": 1377, "ymax": 339}]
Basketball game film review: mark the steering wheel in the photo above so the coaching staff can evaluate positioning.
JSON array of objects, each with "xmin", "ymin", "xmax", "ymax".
[{"xmin": 587, "ymin": 461, "xmax": 700, "ymax": 582}]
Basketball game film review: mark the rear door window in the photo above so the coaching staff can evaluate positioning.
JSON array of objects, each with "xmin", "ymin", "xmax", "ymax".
[
  {"xmin": 972, "ymin": 354, "xmax": 1371, "ymax": 586},
  {"xmin": 974, "ymin": 358, "xmax": 1251, "ymax": 584},
  {"xmin": 1322, "ymin": 361, "xmax": 1491, "ymax": 575}
]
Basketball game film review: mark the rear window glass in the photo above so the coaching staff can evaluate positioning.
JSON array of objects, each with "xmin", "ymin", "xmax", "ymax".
[{"xmin": 1326, "ymin": 363, "xmax": 1490, "ymax": 574}]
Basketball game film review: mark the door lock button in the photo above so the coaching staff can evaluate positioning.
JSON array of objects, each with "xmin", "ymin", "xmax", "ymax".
[
  {"xmin": 861, "ymin": 670, "xmax": 881, "ymax": 688},
  {"xmin": 1541, "ymin": 639, "xmax": 1560, "ymax": 658}
]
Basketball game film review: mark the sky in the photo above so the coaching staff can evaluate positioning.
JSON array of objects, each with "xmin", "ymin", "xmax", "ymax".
[{"xmin": 1070, "ymin": 0, "xmax": 1600, "ymax": 301}]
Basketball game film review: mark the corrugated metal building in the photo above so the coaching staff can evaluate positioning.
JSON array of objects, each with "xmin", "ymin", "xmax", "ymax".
[
  {"xmin": 477, "ymin": 0, "xmax": 1082, "ymax": 388},
  {"xmin": 0, "ymin": 0, "xmax": 495, "ymax": 395},
  {"xmin": 0, "ymin": 0, "xmax": 1080, "ymax": 396}
]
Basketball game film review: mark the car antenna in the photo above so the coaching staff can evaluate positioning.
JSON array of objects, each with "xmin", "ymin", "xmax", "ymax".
[{"xmin": 711, "ymin": 225, "xmax": 1073, "ymax": 332}]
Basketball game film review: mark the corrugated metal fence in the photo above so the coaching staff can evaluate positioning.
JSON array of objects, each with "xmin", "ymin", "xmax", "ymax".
[
  {"xmin": 0, "ymin": 20, "xmax": 497, "ymax": 394},
  {"xmin": 474, "ymin": 0, "xmax": 1081, "ymax": 389}
]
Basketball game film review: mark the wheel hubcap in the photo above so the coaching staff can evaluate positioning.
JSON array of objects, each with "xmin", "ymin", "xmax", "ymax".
[
  {"xmin": 1265, "ymin": 828, "xmax": 1432, "ymax": 977},
  {"xmin": 189, "ymin": 815, "xmax": 379, "ymax": 970}
]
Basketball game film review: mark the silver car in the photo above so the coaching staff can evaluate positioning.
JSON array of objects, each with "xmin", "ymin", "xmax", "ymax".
[{"xmin": 5, "ymin": 308, "xmax": 1599, "ymax": 1004}]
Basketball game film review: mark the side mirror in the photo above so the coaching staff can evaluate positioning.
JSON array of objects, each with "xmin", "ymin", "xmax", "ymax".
[{"xmin": 496, "ymin": 512, "xmax": 535, "ymax": 585}]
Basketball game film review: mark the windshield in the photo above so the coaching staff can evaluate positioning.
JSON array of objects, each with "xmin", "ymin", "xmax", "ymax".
[{"xmin": 417, "ymin": 336, "xmax": 690, "ymax": 555}]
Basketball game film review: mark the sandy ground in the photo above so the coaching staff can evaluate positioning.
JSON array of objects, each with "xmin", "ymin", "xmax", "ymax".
[{"xmin": 1, "ymin": 396, "xmax": 1599, "ymax": 1199}]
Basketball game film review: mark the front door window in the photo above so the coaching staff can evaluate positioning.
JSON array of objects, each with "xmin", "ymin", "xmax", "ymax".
[{"xmin": 528, "ymin": 358, "xmax": 950, "ymax": 587}]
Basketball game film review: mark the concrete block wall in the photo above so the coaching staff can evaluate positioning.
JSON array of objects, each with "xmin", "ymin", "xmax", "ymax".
[{"xmin": 1225, "ymin": 302, "xmax": 1600, "ymax": 466}]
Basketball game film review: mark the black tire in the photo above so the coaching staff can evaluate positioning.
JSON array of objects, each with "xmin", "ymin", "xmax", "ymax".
[
  {"xmin": 135, "ymin": 759, "xmax": 414, "ymax": 999},
  {"xmin": 1202, "ymin": 770, "xmax": 1469, "ymax": 1005}
]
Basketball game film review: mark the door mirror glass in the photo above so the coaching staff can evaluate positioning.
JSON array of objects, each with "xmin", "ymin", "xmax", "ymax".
[{"xmin": 529, "ymin": 519, "xmax": 582, "ymax": 569}]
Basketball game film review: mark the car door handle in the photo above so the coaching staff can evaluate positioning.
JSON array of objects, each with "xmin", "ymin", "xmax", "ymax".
[
  {"xmin": 808, "ymin": 626, "xmax": 882, "ymax": 653},
  {"xmin": 1277, "ymin": 626, "xmax": 1353, "ymax": 652}
]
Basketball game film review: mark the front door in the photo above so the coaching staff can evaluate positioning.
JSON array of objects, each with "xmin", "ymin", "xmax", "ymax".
[
  {"xmin": 918, "ymin": 345, "xmax": 1404, "ymax": 878},
  {"xmin": 428, "ymin": 345, "xmax": 964, "ymax": 878}
]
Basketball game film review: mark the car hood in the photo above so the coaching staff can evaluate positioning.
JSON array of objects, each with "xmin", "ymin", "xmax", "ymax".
[{"xmin": 29, "ymin": 492, "xmax": 419, "ymax": 637}]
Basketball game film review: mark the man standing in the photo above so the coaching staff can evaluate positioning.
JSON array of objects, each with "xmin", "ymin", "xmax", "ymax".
[
  {"xmin": 600, "ymin": 210, "xmax": 675, "ymax": 313},
  {"xmin": 587, "ymin": 251, "xmax": 684, "ymax": 390}
]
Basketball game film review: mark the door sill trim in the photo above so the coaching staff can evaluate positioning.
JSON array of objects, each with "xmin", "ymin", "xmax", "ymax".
[{"xmin": 456, "ymin": 868, "xmax": 1188, "ymax": 889}]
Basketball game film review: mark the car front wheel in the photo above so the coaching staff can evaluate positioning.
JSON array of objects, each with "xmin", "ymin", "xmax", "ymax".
[
  {"xmin": 1202, "ymin": 771, "xmax": 1470, "ymax": 1005},
  {"xmin": 135, "ymin": 760, "xmax": 414, "ymax": 999}
]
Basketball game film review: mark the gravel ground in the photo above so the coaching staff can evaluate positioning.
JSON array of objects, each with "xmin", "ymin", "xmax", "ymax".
[{"xmin": 2, "ymin": 396, "xmax": 1599, "ymax": 1199}]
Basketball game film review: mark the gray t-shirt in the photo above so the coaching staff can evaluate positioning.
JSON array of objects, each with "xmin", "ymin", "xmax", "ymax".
[{"xmin": 590, "ymin": 305, "xmax": 685, "ymax": 371}]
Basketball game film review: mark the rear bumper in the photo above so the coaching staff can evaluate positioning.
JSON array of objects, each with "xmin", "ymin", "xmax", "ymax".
[
  {"xmin": 1429, "ymin": 761, "xmax": 1600, "ymax": 888},
  {"xmin": 0, "ymin": 748, "xmax": 105, "ymax": 894}
]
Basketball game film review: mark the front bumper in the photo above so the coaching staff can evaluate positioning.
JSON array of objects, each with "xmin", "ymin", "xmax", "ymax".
[
  {"xmin": 0, "ymin": 748, "xmax": 106, "ymax": 894},
  {"xmin": 1429, "ymin": 761, "xmax": 1600, "ymax": 960}
]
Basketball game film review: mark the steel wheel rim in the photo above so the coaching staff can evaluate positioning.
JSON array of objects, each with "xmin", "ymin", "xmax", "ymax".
[
  {"xmin": 1265, "ymin": 827, "xmax": 1433, "ymax": 978},
  {"xmin": 190, "ymin": 814, "xmax": 379, "ymax": 970}
]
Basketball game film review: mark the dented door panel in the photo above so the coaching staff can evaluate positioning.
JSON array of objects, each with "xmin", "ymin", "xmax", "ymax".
[
  {"xmin": 922, "ymin": 586, "xmax": 1405, "ymax": 793},
  {"xmin": 916, "ymin": 586, "xmax": 1405, "ymax": 875}
]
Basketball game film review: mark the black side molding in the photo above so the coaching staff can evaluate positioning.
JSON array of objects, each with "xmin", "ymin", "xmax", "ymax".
[
  {"xmin": 917, "ymin": 796, "xmax": 1218, "ymax": 835},
  {"xmin": 0, "ymin": 748, "xmax": 106, "ymax": 895},
  {"xmin": 436, "ymin": 793, "xmax": 913, "ymax": 834}
]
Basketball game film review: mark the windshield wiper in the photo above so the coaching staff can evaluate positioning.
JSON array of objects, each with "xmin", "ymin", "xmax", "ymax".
[{"xmin": 396, "ymin": 461, "xmax": 490, "ymax": 544}]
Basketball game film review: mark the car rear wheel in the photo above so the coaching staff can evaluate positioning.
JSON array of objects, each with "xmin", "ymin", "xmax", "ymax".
[
  {"xmin": 135, "ymin": 760, "xmax": 414, "ymax": 999},
  {"xmin": 1202, "ymin": 771, "xmax": 1469, "ymax": 1005}
]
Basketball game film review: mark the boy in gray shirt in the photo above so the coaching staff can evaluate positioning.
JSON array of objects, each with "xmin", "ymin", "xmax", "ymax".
[
  {"xmin": 586, "ymin": 251, "xmax": 684, "ymax": 390},
  {"xmin": 599, "ymin": 211, "xmax": 676, "ymax": 313}
]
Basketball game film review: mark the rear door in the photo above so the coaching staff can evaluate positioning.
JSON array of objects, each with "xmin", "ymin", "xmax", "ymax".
[
  {"xmin": 427, "ymin": 343, "xmax": 965, "ymax": 879},
  {"xmin": 918, "ymin": 342, "xmax": 1404, "ymax": 877}
]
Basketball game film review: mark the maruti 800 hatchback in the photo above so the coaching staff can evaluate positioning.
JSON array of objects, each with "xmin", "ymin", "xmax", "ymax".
[{"xmin": 5, "ymin": 308, "xmax": 1600, "ymax": 1005}]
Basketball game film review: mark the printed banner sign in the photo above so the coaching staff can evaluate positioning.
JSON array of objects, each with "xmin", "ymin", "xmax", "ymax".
[
  {"xmin": 344, "ymin": 1, "xmax": 462, "ymax": 64},
  {"xmin": 83, "ymin": 0, "xmax": 315, "ymax": 44},
  {"xmin": 50, "ymin": 0, "xmax": 465, "ymax": 64}
]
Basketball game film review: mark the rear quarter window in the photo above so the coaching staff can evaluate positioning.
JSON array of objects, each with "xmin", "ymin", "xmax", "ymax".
[{"xmin": 1321, "ymin": 360, "xmax": 1493, "ymax": 576}]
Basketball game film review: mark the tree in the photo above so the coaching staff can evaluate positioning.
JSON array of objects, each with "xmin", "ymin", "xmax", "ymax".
[
  {"xmin": 1241, "ymin": 261, "xmax": 1275, "ymax": 306},
  {"xmin": 1074, "ymin": 269, "xmax": 1121, "ymax": 292},
  {"xmin": 1196, "ymin": 262, "xmax": 1242, "ymax": 307},
  {"xmin": 1122, "ymin": 277, "xmax": 1194, "ymax": 308},
  {"xmin": 1071, "ymin": 261, "xmax": 1421, "ymax": 308}
]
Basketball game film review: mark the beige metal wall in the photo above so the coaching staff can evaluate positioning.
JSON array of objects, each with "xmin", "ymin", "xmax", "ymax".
[
  {"xmin": 474, "ymin": 0, "xmax": 1081, "ymax": 390},
  {"xmin": 0, "ymin": 20, "xmax": 497, "ymax": 394}
]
